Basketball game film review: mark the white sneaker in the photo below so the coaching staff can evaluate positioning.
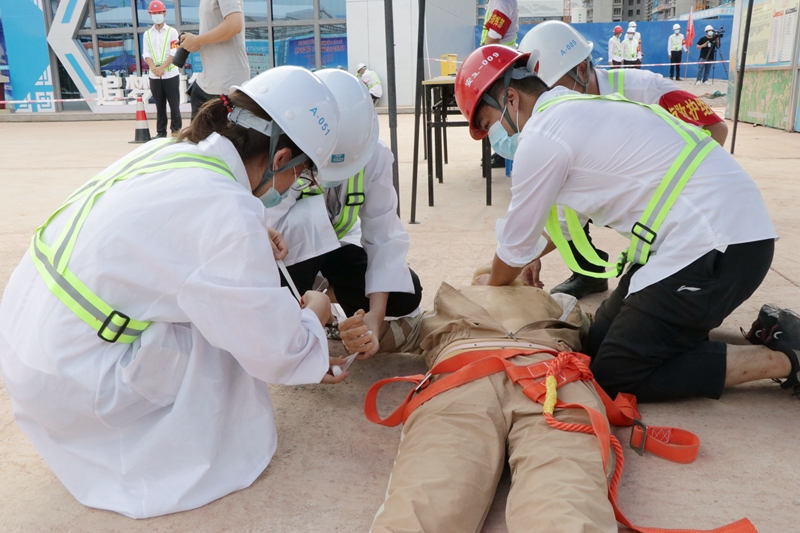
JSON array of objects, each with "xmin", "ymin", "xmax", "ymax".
[
  {"xmin": 695, "ymin": 80, "xmax": 702, "ymax": 85},
  {"xmin": 704, "ymin": 80, "xmax": 713, "ymax": 85}
]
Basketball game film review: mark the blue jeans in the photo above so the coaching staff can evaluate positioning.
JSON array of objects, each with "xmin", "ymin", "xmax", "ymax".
[{"xmin": 696, "ymin": 61, "xmax": 713, "ymax": 82}]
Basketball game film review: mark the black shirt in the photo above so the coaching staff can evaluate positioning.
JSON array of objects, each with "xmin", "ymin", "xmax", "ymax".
[{"xmin": 697, "ymin": 36, "xmax": 717, "ymax": 61}]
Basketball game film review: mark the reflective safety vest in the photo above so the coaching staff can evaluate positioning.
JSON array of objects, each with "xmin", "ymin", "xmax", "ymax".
[
  {"xmin": 298, "ymin": 170, "xmax": 365, "ymax": 240},
  {"xmin": 146, "ymin": 25, "xmax": 176, "ymax": 71},
  {"xmin": 607, "ymin": 69, "xmax": 626, "ymax": 95},
  {"xmin": 359, "ymin": 70, "xmax": 382, "ymax": 91},
  {"xmin": 669, "ymin": 34, "xmax": 684, "ymax": 52},
  {"xmin": 30, "ymin": 140, "xmax": 235, "ymax": 343},
  {"xmin": 621, "ymin": 37, "xmax": 639, "ymax": 61},
  {"xmin": 539, "ymin": 93, "xmax": 718, "ymax": 279}
]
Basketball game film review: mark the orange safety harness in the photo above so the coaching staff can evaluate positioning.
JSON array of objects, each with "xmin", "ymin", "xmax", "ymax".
[{"xmin": 364, "ymin": 348, "xmax": 757, "ymax": 533}]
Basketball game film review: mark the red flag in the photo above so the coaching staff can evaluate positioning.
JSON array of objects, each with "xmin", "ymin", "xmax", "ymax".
[{"xmin": 686, "ymin": 8, "xmax": 695, "ymax": 47}]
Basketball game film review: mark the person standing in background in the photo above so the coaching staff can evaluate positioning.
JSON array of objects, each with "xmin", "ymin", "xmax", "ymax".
[
  {"xmin": 668, "ymin": 24, "xmax": 687, "ymax": 81},
  {"xmin": 142, "ymin": 1, "xmax": 182, "ymax": 138},
  {"xmin": 628, "ymin": 21, "xmax": 643, "ymax": 68},
  {"xmin": 608, "ymin": 26, "xmax": 623, "ymax": 67},
  {"xmin": 179, "ymin": 0, "xmax": 250, "ymax": 118},
  {"xmin": 480, "ymin": 0, "xmax": 519, "ymax": 47},
  {"xmin": 622, "ymin": 27, "xmax": 639, "ymax": 68},
  {"xmin": 695, "ymin": 25, "xmax": 720, "ymax": 85}
]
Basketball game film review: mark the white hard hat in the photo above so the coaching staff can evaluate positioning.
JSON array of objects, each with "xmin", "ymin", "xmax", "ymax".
[
  {"xmin": 231, "ymin": 66, "xmax": 341, "ymax": 181},
  {"xmin": 356, "ymin": 63, "xmax": 367, "ymax": 71},
  {"xmin": 705, "ymin": 25, "xmax": 714, "ymax": 32},
  {"xmin": 314, "ymin": 68, "xmax": 380, "ymax": 184},
  {"xmin": 673, "ymin": 23, "xmax": 681, "ymax": 30},
  {"xmin": 627, "ymin": 27, "xmax": 636, "ymax": 33},
  {"xmin": 628, "ymin": 21, "xmax": 637, "ymax": 28},
  {"xmin": 518, "ymin": 21, "xmax": 593, "ymax": 88}
]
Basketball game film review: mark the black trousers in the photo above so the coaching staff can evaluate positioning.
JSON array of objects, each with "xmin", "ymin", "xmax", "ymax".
[
  {"xmin": 622, "ymin": 59, "xmax": 639, "ymax": 69},
  {"xmin": 280, "ymin": 244, "xmax": 423, "ymax": 318},
  {"xmin": 188, "ymin": 82, "xmax": 216, "ymax": 119},
  {"xmin": 611, "ymin": 60, "xmax": 622, "ymax": 67},
  {"xmin": 669, "ymin": 51, "xmax": 683, "ymax": 79},
  {"xmin": 149, "ymin": 76, "xmax": 182, "ymax": 136},
  {"xmin": 587, "ymin": 239, "xmax": 774, "ymax": 403}
]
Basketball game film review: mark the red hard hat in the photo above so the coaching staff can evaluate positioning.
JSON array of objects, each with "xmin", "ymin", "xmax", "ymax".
[
  {"xmin": 614, "ymin": 25, "xmax": 623, "ymax": 33},
  {"xmin": 148, "ymin": 0, "xmax": 166, "ymax": 13},
  {"xmin": 455, "ymin": 45, "xmax": 531, "ymax": 140}
]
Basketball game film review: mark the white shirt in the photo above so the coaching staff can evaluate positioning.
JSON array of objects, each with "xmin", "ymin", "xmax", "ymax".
[
  {"xmin": 596, "ymin": 67, "xmax": 679, "ymax": 103},
  {"xmin": 496, "ymin": 87, "xmax": 777, "ymax": 296},
  {"xmin": 484, "ymin": 0, "xmax": 519, "ymax": 44},
  {"xmin": 360, "ymin": 70, "xmax": 383, "ymax": 99},
  {"xmin": 266, "ymin": 141, "xmax": 414, "ymax": 296},
  {"xmin": 142, "ymin": 24, "xmax": 180, "ymax": 80},
  {"xmin": 669, "ymin": 33, "xmax": 687, "ymax": 53},
  {"xmin": 608, "ymin": 36, "xmax": 623, "ymax": 62},
  {"xmin": 0, "ymin": 133, "xmax": 329, "ymax": 518}
]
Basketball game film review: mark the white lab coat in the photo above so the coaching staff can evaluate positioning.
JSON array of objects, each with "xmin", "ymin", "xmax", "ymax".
[
  {"xmin": 0, "ymin": 133, "xmax": 329, "ymax": 519},
  {"xmin": 265, "ymin": 140, "xmax": 414, "ymax": 296}
]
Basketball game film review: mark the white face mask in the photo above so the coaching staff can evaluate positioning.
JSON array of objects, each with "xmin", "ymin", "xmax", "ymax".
[
  {"xmin": 151, "ymin": 13, "xmax": 165, "ymax": 25},
  {"xmin": 674, "ymin": 29, "xmax": 680, "ymax": 34},
  {"xmin": 706, "ymin": 31, "xmax": 714, "ymax": 37},
  {"xmin": 627, "ymin": 34, "xmax": 634, "ymax": 40}
]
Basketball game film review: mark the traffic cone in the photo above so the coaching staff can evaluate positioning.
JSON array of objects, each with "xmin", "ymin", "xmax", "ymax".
[{"xmin": 129, "ymin": 96, "xmax": 151, "ymax": 144}]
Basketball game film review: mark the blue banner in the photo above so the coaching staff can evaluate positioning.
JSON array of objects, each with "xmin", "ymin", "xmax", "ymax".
[{"xmin": 0, "ymin": 0, "xmax": 55, "ymax": 111}]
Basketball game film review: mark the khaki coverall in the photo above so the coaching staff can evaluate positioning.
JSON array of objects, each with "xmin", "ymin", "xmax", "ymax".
[{"xmin": 369, "ymin": 283, "xmax": 618, "ymax": 533}]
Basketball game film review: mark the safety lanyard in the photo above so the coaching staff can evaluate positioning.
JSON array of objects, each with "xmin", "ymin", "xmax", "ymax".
[
  {"xmin": 147, "ymin": 25, "xmax": 175, "ymax": 70},
  {"xmin": 331, "ymin": 170, "xmax": 365, "ymax": 239},
  {"xmin": 538, "ymin": 92, "xmax": 718, "ymax": 279},
  {"xmin": 31, "ymin": 140, "xmax": 235, "ymax": 343}
]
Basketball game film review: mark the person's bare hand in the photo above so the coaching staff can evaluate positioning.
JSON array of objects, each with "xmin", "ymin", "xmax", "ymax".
[
  {"xmin": 340, "ymin": 310, "xmax": 376, "ymax": 356},
  {"xmin": 355, "ymin": 310, "xmax": 382, "ymax": 360},
  {"xmin": 320, "ymin": 356, "xmax": 349, "ymax": 384},
  {"xmin": 180, "ymin": 33, "xmax": 202, "ymax": 53},
  {"xmin": 268, "ymin": 227, "xmax": 288, "ymax": 261},
  {"xmin": 301, "ymin": 291, "xmax": 331, "ymax": 326},
  {"xmin": 521, "ymin": 259, "xmax": 544, "ymax": 288}
]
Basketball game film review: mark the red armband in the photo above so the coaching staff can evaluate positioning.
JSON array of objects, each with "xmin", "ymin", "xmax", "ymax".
[
  {"xmin": 659, "ymin": 90, "xmax": 723, "ymax": 127},
  {"xmin": 484, "ymin": 10, "xmax": 512, "ymax": 39}
]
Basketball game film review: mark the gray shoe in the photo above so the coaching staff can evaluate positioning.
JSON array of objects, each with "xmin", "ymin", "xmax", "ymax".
[
  {"xmin": 764, "ymin": 308, "xmax": 800, "ymax": 396},
  {"xmin": 742, "ymin": 303, "xmax": 781, "ymax": 345}
]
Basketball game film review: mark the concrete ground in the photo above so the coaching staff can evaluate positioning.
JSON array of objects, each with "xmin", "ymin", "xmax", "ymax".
[{"xmin": 1, "ymin": 84, "xmax": 799, "ymax": 532}]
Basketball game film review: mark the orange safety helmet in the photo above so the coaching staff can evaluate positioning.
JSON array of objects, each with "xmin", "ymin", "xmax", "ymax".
[
  {"xmin": 455, "ymin": 45, "xmax": 532, "ymax": 140},
  {"xmin": 614, "ymin": 25, "xmax": 623, "ymax": 33},
  {"xmin": 148, "ymin": 0, "xmax": 166, "ymax": 13}
]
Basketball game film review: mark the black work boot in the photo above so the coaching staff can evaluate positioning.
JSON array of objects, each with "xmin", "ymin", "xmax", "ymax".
[
  {"xmin": 742, "ymin": 303, "xmax": 781, "ymax": 345},
  {"xmin": 490, "ymin": 153, "xmax": 505, "ymax": 168},
  {"xmin": 550, "ymin": 273, "xmax": 609, "ymax": 300},
  {"xmin": 764, "ymin": 308, "xmax": 800, "ymax": 396}
]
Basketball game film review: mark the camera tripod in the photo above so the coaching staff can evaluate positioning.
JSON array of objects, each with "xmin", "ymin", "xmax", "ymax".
[{"xmin": 710, "ymin": 35, "xmax": 728, "ymax": 84}]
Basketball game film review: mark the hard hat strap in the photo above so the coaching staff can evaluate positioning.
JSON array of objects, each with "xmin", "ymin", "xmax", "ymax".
[{"xmin": 481, "ymin": 67, "xmax": 519, "ymax": 134}]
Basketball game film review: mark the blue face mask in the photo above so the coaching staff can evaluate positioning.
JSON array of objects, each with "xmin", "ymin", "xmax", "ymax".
[
  {"xmin": 260, "ymin": 183, "xmax": 289, "ymax": 208},
  {"xmin": 488, "ymin": 98, "xmax": 521, "ymax": 161}
]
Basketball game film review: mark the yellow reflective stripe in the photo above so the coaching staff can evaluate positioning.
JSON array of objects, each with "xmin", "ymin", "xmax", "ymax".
[
  {"xmin": 332, "ymin": 170, "xmax": 365, "ymax": 239},
  {"xmin": 537, "ymin": 93, "xmax": 719, "ymax": 276},
  {"xmin": 33, "ymin": 148, "xmax": 234, "ymax": 343},
  {"xmin": 147, "ymin": 25, "xmax": 176, "ymax": 71}
]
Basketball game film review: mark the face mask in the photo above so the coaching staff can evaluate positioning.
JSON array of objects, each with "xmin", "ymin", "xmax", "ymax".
[
  {"xmin": 707, "ymin": 31, "xmax": 714, "ymax": 37},
  {"xmin": 151, "ymin": 13, "xmax": 165, "ymax": 24},
  {"xmin": 674, "ymin": 29, "xmax": 680, "ymax": 34},
  {"xmin": 319, "ymin": 180, "xmax": 342, "ymax": 188},
  {"xmin": 260, "ymin": 186, "xmax": 289, "ymax": 208},
  {"xmin": 627, "ymin": 34, "xmax": 634, "ymax": 40}
]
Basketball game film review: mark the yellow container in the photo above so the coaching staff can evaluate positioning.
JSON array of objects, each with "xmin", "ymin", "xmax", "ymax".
[{"xmin": 440, "ymin": 54, "xmax": 458, "ymax": 77}]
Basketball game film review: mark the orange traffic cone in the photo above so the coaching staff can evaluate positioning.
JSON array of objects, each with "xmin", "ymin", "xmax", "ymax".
[{"xmin": 130, "ymin": 96, "xmax": 151, "ymax": 144}]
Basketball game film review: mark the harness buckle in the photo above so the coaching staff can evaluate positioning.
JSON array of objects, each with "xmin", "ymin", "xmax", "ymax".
[
  {"xmin": 414, "ymin": 373, "xmax": 433, "ymax": 392},
  {"xmin": 629, "ymin": 418, "xmax": 648, "ymax": 456},
  {"xmin": 345, "ymin": 192, "xmax": 365, "ymax": 207},
  {"xmin": 631, "ymin": 221, "xmax": 657, "ymax": 245},
  {"xmin": 97, "ymin": 310, "xmax": 130, "ymax": 343}
]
